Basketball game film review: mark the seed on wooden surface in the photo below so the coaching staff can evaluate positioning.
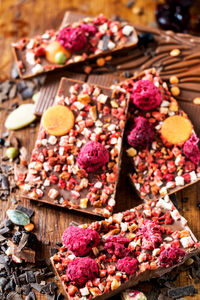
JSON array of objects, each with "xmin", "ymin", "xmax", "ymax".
[
  {"xmin": 170, "ymin": 48, "xmax": 181, "ymax": 57},
  {"xmin": 24, "ymin": 223, "xmax": 34, "ymax": 232},
  {"xmin": 6, "ymin": 210, "xmax": 30, "ymax": 226},
  {"xmin": 169, "ymin": 76, "xmax": 179, "ymax": 84},
  {"xmin": 96, "ymin": 57, "xmax": 105, "ymax": 67},
  {"xmin": 193, "ymin": 97, "xmax": 200, "ymax": 105},
  {"xmin": 171, "ymin": 86, "xmax": 180, "ymax": 96}
]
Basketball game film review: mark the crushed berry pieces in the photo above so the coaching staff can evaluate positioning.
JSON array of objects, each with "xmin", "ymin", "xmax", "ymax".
[
  {"xmin": 131, "ymin": 79, "xmax": 162, "ymax": 110},
  {"xmin": 77, "ymin": 141, "xmax": 109, "ymax": 172},
  {"xmin": 62, "ymin": 226, "xmax": 100, "ymax": 256},
  {"xmin": 159, "ymin": 246, "xmax": 186, "ymax": 268},
  {"xmin": 117, "ymin": 257, "xmax": 138, "ymax": 275},
  {"xmin": 183, "ymin": 134, "xmax": 200, "ymax": 165},
  {"xmin": 104, "ymin": 234, "xmax": 130, "ymax": 257},
  {"xmin": 66, "ymin": 257, "xmax": 99, "ymax": 286},
  {"xmin": 136, "ymin": 220, "xmax": 162, "ymax": 250},
  {"xmin": 127, "ymin": 116, "xmax": 154, "ymax": 149}
]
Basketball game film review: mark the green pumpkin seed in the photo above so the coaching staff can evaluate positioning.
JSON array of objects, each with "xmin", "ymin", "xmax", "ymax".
[{"xmin": 6, "ymin": 209, "xmax": 30, "ymax": 226}]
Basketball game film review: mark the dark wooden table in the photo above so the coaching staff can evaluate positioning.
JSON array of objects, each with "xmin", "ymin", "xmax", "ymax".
[{"xmin": 1, "ymin": 0, "xmax": 200, "ymax": 299}]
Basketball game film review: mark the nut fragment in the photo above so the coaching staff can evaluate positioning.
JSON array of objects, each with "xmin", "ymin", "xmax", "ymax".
[
  {"xmin": 77, "ymin": 94, "xmax": 91, "ymax": 104},
  {"xmin": 169, "ymin": 76, "xmax": 179, "ymax": 84},
  {"xmin": 193, "ymin": 97, "xmax": 200, "ymax": 105},
  {"xmin": 89, "ymin": 105, "xmax": 97, "ymax": 121},
  {"xmin": 170, "ymin": 49, "xmax": 181, "ymax": 57},
  {"xmin": 170, "ymin": 86, "xmax": 180, "ymax": 97}
]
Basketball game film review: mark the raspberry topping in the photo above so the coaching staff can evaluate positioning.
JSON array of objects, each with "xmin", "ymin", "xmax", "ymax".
[
  {"xmin": 183, "ymin": 134, "xmax": 200, "ymax": 165},
  {"xmin": 136, "ymin": 220, "xmax": 162, "ymax": 250},
  {"xmin": 104, "ymin": 234, "xmax": 130, "ymax": 258},
  {"xmin": 117, "ymin": 257, "xmax": 138, "ymax": 275},
  {"xmin": 57, "ymin": 27, "xmax": 87, "ymax": 52},
  {"xmin": 66, "ymin": 257, "xmax": 98, "ymax": 286},
  {"xmin": 62, "ymin": 226, "xmax": 100, "ymax": 256},
  {"xmin": 127, "ymin": 116, "xmax": 154, "ymax": 149},
  {"xmin": 131, "ymin": 80, "xmax": 162, "ymax": 110},
  {"xmin": 159, "ymin": 246, "xmax": 186, "ymax": 268},
  {"xmin": 77, "ymin": 141, "xmax": 109, "ymax": 173}
]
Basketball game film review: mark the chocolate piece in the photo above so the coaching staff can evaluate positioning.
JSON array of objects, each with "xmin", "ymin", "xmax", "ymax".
[
  {"xmin": 15, "ymin": 205, "xmax": 34, "ymax": 218},
  {"xmin": 123, "ymin": 69, "xmax": 200, "ymax": 200},
  {"xmin": 168, "ymin": 284, "xmax": 197, "ymax": 298},
  {"xmin": 34, "ymin": 70, "xmax": 86, "ymax": 116},
  {"xmin": 12, "ymin": 13, "xmax": 138, "ymax": 79},
  {"xmin": 51, "ymin": 196, "xmax": 199, "ymax": 300},
  {"xmin": 18, "ymin": 78, "xmax": 128, "ymax": 217}
]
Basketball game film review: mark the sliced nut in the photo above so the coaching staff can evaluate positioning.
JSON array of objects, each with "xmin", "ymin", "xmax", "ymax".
[
  {"xmin": 90, "ymin": 105, "xmax": 97, "ymax": 121},
  {"xmin": 77, "ymin": 94, "xmax": 91, "ymax": 104}
]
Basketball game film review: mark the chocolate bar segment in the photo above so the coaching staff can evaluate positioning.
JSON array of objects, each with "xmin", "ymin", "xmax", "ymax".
[
  {"xmin": 12, "ymin": 13, "xmax": 138, "ymax": 79},
  {"xmin": 17, "ymin": 78, "xmax": 129, "ymax": 217},
  {"xmin": 51, "ymin": 196, "xmax": 199, "ymax": 300},
  {"xmin": 122, "ymin": 69, "xmax": 200, "ymax": 200}
]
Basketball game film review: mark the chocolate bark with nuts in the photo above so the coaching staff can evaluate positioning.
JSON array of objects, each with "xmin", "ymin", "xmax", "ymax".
[
  {"xmin": 12, "ymin": 13, "xmax": 138, "ymax": 79},
  {"xmin": 51, "ymin": 195, "xmax": 200, "ymax": 300},
  {"xmin": 121, "ymin": 69, "xmax": 200, "ymax": 201},
  {"xmin": 18, "ymin": 78, "xmax": 129, "ymax": 217}
]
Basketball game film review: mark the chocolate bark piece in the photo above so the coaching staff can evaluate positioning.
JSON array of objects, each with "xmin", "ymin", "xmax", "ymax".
[
  {"xmin": 18, "ymin": 78, "xmax": 129, "ymax": 217},
  {"xmin": 12, "ymin": 13, "xmax": 138, "ymax": 79},
  {"xmin": 123, "ymin": 69, "xmax": 200, "ymax": 201},
  {"xmin": 51, "ymin": 196, "xmax": 200, "ymax": 300},
  {"xmin": 34, "ymin": 70, "xmax": 87, "ymax": 116}
]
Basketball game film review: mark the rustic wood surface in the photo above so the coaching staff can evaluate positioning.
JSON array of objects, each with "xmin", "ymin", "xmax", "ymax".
[{"xmin": 0, "ymin": 0, "xmax": 200, "ymax": 299}]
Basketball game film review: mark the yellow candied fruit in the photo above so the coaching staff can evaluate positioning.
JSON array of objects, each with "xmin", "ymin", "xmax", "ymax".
[
  {"xmin": 80, "ymin": 198, "xmax": 88, "ymax": 209},
  {"xmin": 77, "ymin": 94, "xmax": 91, "ymax": 104},
  {"xmin": 126, "ymin": 147, "xmax": 137, "ymax": 157}
]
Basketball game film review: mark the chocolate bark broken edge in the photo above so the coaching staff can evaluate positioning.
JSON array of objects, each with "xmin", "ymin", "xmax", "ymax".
[
  {"xmin": 121, "ymin": 68, "xmax": 200, "ymax": 201},
  {"xmin": 12, "ymin": 11, "xmax": 138, "ymax": 79},
  {"xmin": 21, "ymin": 76, "xmax": 130, "ymax": 217},
  {"xmin": 50, "ymin": 198, "xmax": 200, "ymax": 300}
]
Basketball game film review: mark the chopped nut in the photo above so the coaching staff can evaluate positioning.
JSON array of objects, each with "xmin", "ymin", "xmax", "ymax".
[
  {"xmin": 110, "ymin": 100, "xmax": 119, "ymax": 108},
  {"xmin": 90, "ymin": 105, "xmax": 97, "ymax": 121},
  {"xmin": 77, "ymin": 94, "xmax": 91, "ymax": 104},
  {"xmin": 193, "ymin": 97, "xmax": 200, "ymax": 105},
  {"xmin": 171, "ymin": 86, "xmax": 180, "ymax": 97},
  {"xmin": 170, "ymin": 49, "xmax": 181, "ymax": 57},
  {"xmin": 80, "ymin": 198, "xmax": 88, "ymax": 208},
  {"xmin": 111, "ymin": 278, "xmax": 120, "ymax": 290},
  {"xmin": 169, "ymin": 76, "xmax": 179, "ymax": 84}
]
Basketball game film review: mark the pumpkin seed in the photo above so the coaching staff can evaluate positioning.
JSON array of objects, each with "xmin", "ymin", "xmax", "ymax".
[{"xmin": 6, "ymin": 209, "xmax": 30, "ymax": 226}]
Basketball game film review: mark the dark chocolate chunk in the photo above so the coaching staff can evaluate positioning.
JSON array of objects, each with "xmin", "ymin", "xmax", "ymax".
[
  {"xmin": 55, "ymin": 242, "xmax": 62, "ymax": 247},
  {"xmin": 0, "ymin": 227, "xmax": 10, "ymax": 235},
  {"xmin": 126, "ymin": 0, "xmax": 135, "ymax": 8},
  {"xmin": 41, "ymin": 282, "xmax": 58, "ymax": 295},
  {"xmin": 170, "ymin": 193, "xmax": 178, "ymax": 209},
  {"xmin": 168, "ymin": 284, "xmax": 197, "ymax": 298},
  {"xmin": 56, "ymin": 293, "xmax": 63, "ymax": 300},
  {"xmin": 25, "ymin": 291, "xmax": 36, "ymax": 300},
  {"xmin": 9, "ymin": 84, "xmax": 17, "ymax": 99},
  {"xmin": 21, "ymin": 87, "xmax": 34, "ymax": 100},
  {"xmin": 15, "ymin": 205, "xmax": 34, "ymax": 218},
  {"xmin": 12, "ymin": 102, "xmax": 19, "ymax": 109},
  {"xmin": 11, "ymin": 65, "xmax": 20, "ymax": 79},
  {"xmin": 0, "ymin": 138, "xmax": 5, "ymax": 146},
  {"xmin": 50, "ymin": 248, "xmax": 58, "ymax": 256},
  {"xmin": 102, "ymin": 35, "xmax": 110, "ymax": 51},
  {"xmin": 7, "ymin": 292, "xmax": 23, "ymax": 300},
  {"xmin": 21, "ymin": 284, "xmax": 31, "ymax": 295},
  {"xmin": 0, "ymin": 277, "xmax": 8, "ymax": 292},
  {"xmin": 13, "ymin": 231, "xmax": 23, "ymax": 244},
  {"xmin": 17, "ymin": 81, "xmax": 27, "ymax": 92},
  {"xmin": 1, "ymin": 175, "xmax": 9, "ymax": 190},
  {"xmin": 138, "ymin": 32, "xmax": 154, "ymax": 46},
  {"xmin": 25, "ymin": 271, "xmax": 36, "ymax": 283},
  {"xmin": 30, "ymin": 283, "xmax": 44, "ymax": 293}
]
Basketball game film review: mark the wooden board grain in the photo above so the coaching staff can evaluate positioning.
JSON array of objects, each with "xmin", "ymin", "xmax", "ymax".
[{"xmin": 0, "ymin": 1, "xmax": 200, "ymax": 299}]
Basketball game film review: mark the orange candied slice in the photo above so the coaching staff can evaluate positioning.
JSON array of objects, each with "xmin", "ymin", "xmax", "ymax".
[
  {"xmin": 42, "ymin": 105, "xmax": 74, "ymax": 136},
  {"xmin": 161, "ymin": 115, "xmax": 192, "ymax": 144},
  {"xmin": 45, "ymin": 41, "xmax": 71, "ymax": 64}
]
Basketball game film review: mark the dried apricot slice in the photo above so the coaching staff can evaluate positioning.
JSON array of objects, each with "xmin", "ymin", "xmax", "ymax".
[
  {"xmin": 45, "ymin": 41, "xmax": 71, "ymax": 64},
  {"xmin": 161, "ymin": 115, "xmax": 192, "ymax": 144},
  {"xmin": 42, "ymin": 105, "xmax": 74, "ymax": 136}
]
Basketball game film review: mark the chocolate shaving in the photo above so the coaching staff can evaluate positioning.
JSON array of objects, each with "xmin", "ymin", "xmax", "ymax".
[
  {"xmin": 15, "ymin": 205, "xmax": 34, "ymax": 218},
  {"xmin": 17, "ymin": 233, "xmax": 29, "ymax": 252},
  {"xmin": 168, "ymin": 284, "xmax": 197, "ymax": 298}
]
